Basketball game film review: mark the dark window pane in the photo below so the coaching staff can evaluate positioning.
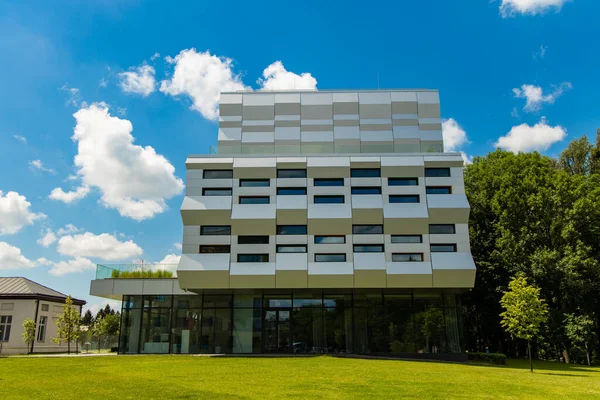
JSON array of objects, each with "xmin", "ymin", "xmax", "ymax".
[
  {"xmin": 351, "ymin": 168, "xmax": 381, "ymax": 178},
  {"xmin": 314, "ymin": 236, "xmax": 345, "ymax": 244},
  {"xmin": 352, "ymin": 225, "xmax": 383, "ymax": 235},
  {"xmin": 429, "ymin": 224, "xmax": 456, "ymax": 234},
  {"xmin": 391, "ymin": 235, "xmax": 422, "ymax": 244},
  {"xmin": 203, "ymin": 170, "xmax": 233, "ymax": 179},
  {"xmin": 277, "ymin": 187, "xmax": 307, "ymax": 195},
  {"xmin": 239, "ymin": 196, "xmax": 270, "ymax": 204},
  {"xmin": 201, "ymin": 226, "xmax": 231, "ymax": 235},
  {"xmin": 276, "ymin": 245, "xmax": 307, "ymax": 253},
  {"xmin": 353, "ymin": 244, "xmax": 384, "ymax": 253},
  {"xmin": 202, "ymin": 188, "xmax": 232, "ymax": 196},
  {"xmin": 293, "ymin": 291, "xmax": 323, "ymax": 307},
  {"xmin": 237, "ymin": 254, "xmax": 269, "ymax": 262},
  {"xmin": 200, "ymin": 245, "xmax": 230, "ymax": 253},
  {"xmin": 314, "ymin": 195, "xmax": 344, "ymax": 204},
  {"xmin": 389, "ymin": 195, "xmax": 420, "ymax": 203},
  {"xmin": 238, "ymin": 236, "xmax": 269, "ymax": 244},
  {"xmin": 143, "ymin": 295, "xmax": 172, "ymax": 308},
  {"xmin": 239, "ymin": 179, "xmax": 270, "ymax": 187},
  {"xmin": 392, "ymin": 253, "xmax": 423, "ymax": 262},
  {"xmin": 426, "ymin": 186, "xmax": 452, "ymax": 195},
  {"xmin": 315, "ymin": 253, "xmax": 346, "ymax": 262},
  {"xmin": 388, "ymin": 178, "xmax": 418, "ymax": 186},
  {"xmin": 430, "ymin": 244, "xmax": 457, "ymax": 252},
  {"xmin": 277, "ymin": 169, "xmax": 306, "ymax": 178},
  {"xmin": 203, "ymin": 294, "xmax": 232, "ymax": 308},
  {"xmin": 276, "ymin": 225, "xmax": 307, "ymax": 235},
  {"xmin": 351, "ymin": 187, "xmax": 382, "ymax": 195},
  {"xmin": 425, "ymin": 168, "xmax": 450, "ymax": 177},
  {"xmin": 314, "ymin": 178, "xmax": 344, "ymax": 187}
]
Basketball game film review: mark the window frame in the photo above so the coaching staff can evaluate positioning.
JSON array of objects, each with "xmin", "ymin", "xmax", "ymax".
[
  {"xmin": 276, "ymin": 245, "xmax": 308, "ymax": 253},
  {"xmin": 276, "ymin": 187, "xmax": 307, "ymax": 196},
  {"xmin": 353, "ymin": 244, "xmax": 384, "ymax": 253},
  {"xmin": 239, "ymin": 196, "xmax": 270, "ymax": 204},
  {"xmin": 199, "ymin": 245, "xmax": 231, "ymax": 254},
  {"xmin": 314, "ymin": 253, "xmax": 347, "ymax": 262},
  {"xmin": 237, "ymin": 236, "xmax": 270, "ymax": 245},
  {"xmin": 429, "ymin": 224, "xmax": 456, "ymax": 234},
  {"xmin": 352, "ymin": 225, "xmax": 384, "ymax": 235},
  {"xmin": 203, "ymin": 169, "xmax": 233, "ymax": 179},
  {"xmin": 430, "ymin": 243, "xmax": 458, "ymax": 253},
  {"xmin": 426, "ymin": 186, "xmax": 452, "ymax": 195},
  {"xmin": 276, "ymin": 225, "xmax": 307, "ymax": 235},
  {"xmin": 424, "ymin": 168, "xmax": 451, "ymax": 178},
  {"xmin": 391, "ymin": 253, "xmax": 424, "ymax": 262},
  {"xmin": 237, "ymin": 254, "xmax": 270, "ymax": 263},
  {"xmin": 388, "ymin": 177, "xmax": 419, "ymax": 186},
  {"xmin": 390, "ymin": 235, "xmax": 423, "ymax": 244},
  {"xmin": 37, "ymin": 316, "xmax": 47, "ymax": 342},
  {"xmin": 200, "ymin": 225, "xmax": 231, "ymax": 236},
  {"xmin": 0, "ymin": 315, "xmax": 12, "ymax": 342},
  {"xmin": 313, "ymin": 195, "xmax": 345, "ymax": 204},
  {"xmin": 239, "ymin": 179, "xmax": 270, "ymax": 187},
  {"xmin": 351, "ymin": 187, "xmax": 382, "ymax": 195},
  {"xmin": 389, "ymin": 194, "xmax": 420, "ymax": 203},
  {"xmin": 202, "ymin": 188, "xmax": 233, "ymax": 196},
  {"xmin": 314, "ymin": 235, "xmax": 346, "ymax": 244},
  {"xmin": 350, "ymin": 168, "xmax": 381, "ymax": 178},
  {"xmin": 313, "ymin": 178, "xmax": 344, "ymax": 187},
  {"xmin": 277, "ymin": 169, "xmax": 307, "ymax": 179}
]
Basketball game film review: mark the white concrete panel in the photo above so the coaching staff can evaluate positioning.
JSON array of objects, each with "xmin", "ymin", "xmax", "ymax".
[
  {"xmin": 383, "ymin": 203, "xmax": 428, "ymax": 219},
  {"xmin": 302, "ymin": 119, "xmax": 334, "ymax": 126},
  {"xmin": 307, "ymin": 156, "xmax": 350, "ymax": 167},
  {"xmin": 234, "ymin": 157, "xmax": 276, "ymax": 168},
  {"xmin": 350, "ymin": 177, "xmax": 381, "ymax": 186},
  {"xmin": 178, "ymin": 254, "xmax": 231, "ymax": 271},
  {"xmin": 218, "ymin": 128, "xmax": 242, "ymax": 141},
  {"xmin": 381, "ymin": 156, "xmax": 424, "ymax": 167},
  {"xmin": 334, "ymin": 126, "xmax": 360, "ymax": 140},
  {"xmin": 359, "ymin": 130, "xmax": 393, "ymax": 142},
  {"xmin": 230, "ymin": 263, "xmax": 276, "ymax": 275},
  {"xmin": 392, "ymin": 113, "xmax": 419, "ymax": 120},
  {"xmin": 276, "ymin": 195, "xmax": 307, "ymax": 209},
  {"xmin": 420, "ymin": 130, "xmax": 443, "ymax": 141},
  {"xmin": 276, "ymin": 235, "xmax": 308, "ymax": 245},
  {"xmin": 424, "ymin": 154, "xmax": 464, "ymax": 164},
  {"xmin": 390, "ymin": 92, "xmax": 418, "ymax": 102},
  {"xmin": 301, "ymin": 131, "xmax": 334, "ymax": 142},
  {"xmin": 181, "ymin": 196, "xmax": 232, "ymax": 211},
  {"xmin": 431, "ymin": 252, "xmax": 475, "ymax": 271},
  {"xmin": 275, "ymin": 93, "xmax": 301, "ymax": 103},
  {"xmin": 243, "ymin": 93, "xmax": 274, "ymax": 106},
  {"xmin": 183, "ymin": 226, "xmax": 200, "ymax": 236},
  {"xmin": 276, "ymin": 253, "xmax": 309, "ymax": 270},
  {"xmin": 353, "ymin": 253, "xmax": 386, "ymax": 270},
  {"xmin": 351, "ymin": 195, "xmax": 383, "ymax": 209},
  {"xmin": 393, "ymin": 126, "xmax": 421, "ymax": 139},
  {"xmin": 426, "ymin": 194, "xmax": 470, "ymax": 210},
  {"xmin": 359, "ymin": 92, "xmax": 391, "ymax": 104},
  {"xmin": 275, "ymin": 114, "xmax": 301, "ymax": 121},
  {"xmin": 301, "ymin": 92, "xmax": 333, "ymax": 105},
  {"xmin": 352, "ymin": 234, "xmax": 384, "ymax": 244},
  {"xmin": 308, "ymin": 204, "xmax": 352, "ymax": 219},
  {"xmin": 275, "ymin": 127, "xmax": 301, "ymax": 141},
  {"xmin": 221, "ymin": 93, "xmax": 243, "ymax": 105},
  {"xmin": 241, "ymin": 132, "xmax": 275, "ymax": 143},
  {"xmin": 416, "ymin": 91, "xmax": 440, "ymax": 104},
  {"xmin": 333, "ymin": 92, "xmax": 358, "ymax": 103},
  {"xmin": 334, "ymin": 114, "xmax": 360, "ymax": 120}
]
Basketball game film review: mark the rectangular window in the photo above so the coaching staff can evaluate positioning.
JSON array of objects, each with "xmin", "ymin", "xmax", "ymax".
[
  {"xmin": 351, "ymin": 187, "xmax": 382, "ymax": 195},
  {"xmin": 314, "ymin": 178, "xmax": 344, "ymax": 187},
  {"xmin": 388, "ymin": 178, "xmax": 418, "ymax": 186},
  {"xmin": 391, "ymin": 235, "xmax": 422, "ymax": 244},
  {"xmin": 237, "ymin": 254, "xmax": 269, "ymax": 263},
  {"xmin": 239, "ymin": 179, "xmax": 270, "ymax": 187},
  {"xmin": 37, "ymin": 316, "xmax": 47, "ymax": 342},
  {"xmin": 201, "ymin": 226, "xmax": 231, "ymax": 236},
  {"xmin": 315, "ymin": 253, "xmax": 347, "ymax": 262},
  {"xmin": 41, "ymin": 304, "xmax": 49, "ymax": 312},
  {"xmin": 314, "ymin": 235, "xmax": 345, "ymax": 244},
  {"xmin": 392, "ymin": 253, "xmax": 423, "ymax": 262},
  {"xmin": 237, "ymin": 236, "xmax": 269, "ymax": 245},
  {"xmin": 276, "ymin": 225, "xmax": 307, "ymax": 235},
  {"xmin": 351, "ymin": 168, "xmax": 381, "ymax": 178},
  {"xmin": 203, "ymin": 170, "xmax": 233, "ymax": 179},
  {"xmin": 199, "ymin": 245, "xmax": 231, "ymax": 253},
  {"xmin": 314, "ymin": 195, "xmax": 344, "ymax": 204},
  {"xmin": 202, "ymin": 188, "xmax": 232, "ymax": 196},
  {"xmin": 239, "ymin": 196, "xmax": 270, "ymax": 204},
  {"xmin": 277, "ymin": 169, "xmax": 306, "ymax": 178},
  {"xmin": 389, "ymin": 194, "xmax": 420, "ymax": 203},
  {"xmin": 430, "ymin": 244, "xmax": 457, "ymax": 252},
  {"xmin": 0, "ymin": 315, "xmax": 12, "ymax": 341},
  {"xmin": 277, "ymin": 187, "xmax": 307, "ymax": 195},
  {"xmin": 353, "ymin": 244, "xmax": 384, "ymax": 253},
  {"xmin": 352, "ymin": 225, "xmax": 383, "ymax": 235},
  {"xmin": 426, "ymin": 186, "xmax": 452, "ymax": 195},
  {"xmin": 429, "ymin": 224, "xmax": 456, "ymax": 234},
  {"xmin": 425, "ymin": 168, "xmax": 450, "ymax": 177},
  {"xmin": 276, "ymin": 245, "xmax": 307, "ymax": 253}
]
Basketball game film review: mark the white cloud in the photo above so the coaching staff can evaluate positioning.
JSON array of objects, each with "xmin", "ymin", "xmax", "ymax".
[
  {"xmin": 442, "ymin": 118, "xmax": 473, "ymax": 165},
  {"xmin": 36, "ymin": 257, "xmax": 52, "ymax": 265},
  {"xmin": 159, "ymin": 254, "xmax": 180, "ymax": 265},
  {"xmin": 49, "ymin": 185, "xmax": 90, "ymax": 204},
  {"xmin": 160, "ymin": 48, "xmax": 249, "ymax": 120},
  {"xmin": 500, "ymin": 0, "xmax": 570, "ymax": 17},
  {"xmin": 14, "ymin": 135, "xmax": 27, "ymax": 144},
  {"xmin": 57, "ymin": 224, "xmax": 79, "ymax": 236},
  {"xmin": 495, "ymin": 117, "xmax": 566, "ymax": 153},
  {"xmin": 460, "ymin": 152, "xmax": 474, "ymax": 165},
  {"xmin": 84, "ymin": 299, "xmax": 121, "ymax": 317},
  {"xmin": 512, "ymin": 82, "xmax": 572, "ymax": 112},
  {"xmin": 0, "ymin": 242, "xmax": 35, "ymax": 270},
  {"xmin": 59, "ymin": 84, "xmax": 84, "ymax": 107},
  {"xmin": 118, "ymin": 64, "xmax": 156, "ymax": 96},
  {"xmin": 150, "ymin": 52, "xmax": 160, "ymax": 61},
  {"xmin": 533, "ymin": 44, "xmax": 548, "ymax": 61},
  {"xmin": 99, "ymin": 77, "xmax": 109, "ymax": 88},
  {"xmin": 29, "ymin": 159, "xmax": 56, "ymax": 174},
  {"xmin": 57, "ymin": 231, "xmax": 143, "ymax": 261},
  {"xmin": 257, "ymin": 61, "xmax": 317, "ymax": 91},
  {"xmin": 0, "ymin": 191, "xmax": 45, "ymax": 235},
  {"xmin": 52, "ymin": 104, "xmax": 184, "ymax": 220},
  {"xmin": 173, "ymin": 242, "xmax": 182, "ymax": 250},
  {"xmin": 37, "ymin": 228, "xmax": 57, "ymax": 247},
  {"xmin": 49, "ymin": 256, "xmax": 95, "ymax": 276},
  {"xmin": 152, "ymin": 254, "xmax": 180, "ymax": 275}
]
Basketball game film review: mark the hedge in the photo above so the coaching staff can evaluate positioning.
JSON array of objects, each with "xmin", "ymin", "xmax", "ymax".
[{"xmin": 467, "ymin": 352, "xmax": 507, "ymax": 365}]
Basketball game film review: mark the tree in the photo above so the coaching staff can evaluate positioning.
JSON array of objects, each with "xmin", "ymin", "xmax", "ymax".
[
  {"xmin": 564, "ymin": 313, "xmax": 595, "ymax": 366},
  {"xmin": 81, "ymin": 310, "xmax": 94, "ymax": 326},
  {"xmin": 52, "ymin": 296, "xmax": 81, "ymax": 354},
  {"xmin": 559, "ymin": 135, "xmax": 593, "ymax": 175},
  {"xmin": 95, "ymin": 304, "xmax": 116, "ymax": 320},
  {"xmin": 591, "ymin": 129, "xmax": 600, "ymax": 175},
  {"xmin": 92, "ymin": 317, "xmax": 108, "ymax": 351},
  {"xmin": 22, "ymin": 318, "xmax": 36, "ymax": 355},
  {"xmin": 500, "ymin": 276, "xmax": 548, "ymax": 372}
]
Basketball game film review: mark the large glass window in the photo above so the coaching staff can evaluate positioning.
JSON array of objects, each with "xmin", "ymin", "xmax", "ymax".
[
  {"xmin": 392, "ymin": 253, "xmax": 423, "ymax": 262},
  {"xmin": 277, "ymin": 187, "xmax": 307, "ymax": 195},
  {"xmin": 430, "ymin": 244, "xmax": 457, "ymax": 252},
  {"xmin": 391, "ymin": 235, "xmax": 422, "ymax": 244},
  {"xmin": 239, "ymin": 196, "xmax": 270, "ymax": 204},
  {"xmin": 314, "ymin": 235, "xmax": 345, "ymax": 244},
  {"xmin": 239, "ymin": 179, "xmax": 270, "ymax": 187},
  {"xmin": 238, "ymin": 236, "xmax": 269, "ymax": 244},
  {"xmin": 351, "ymin": 168, "xmax": 381, "ymax": 178},
  {"xmin": 277, "ymin": 169, "xmax": 306, "ymax": 178},
  {"xmin": 352, "ymin": 225, "xmax": 383, "ymax": 235},
  {"xmin": 237, "ymin": 254, "xmax": 269, "ymax": 263},
  {"xmin": 353, "ymin": 244, "xmax": 384, "ymax": 253},
  {"xmin": 389, "ymin": 195, "xmax": 420, "ymax": 203},
  {"xmin": 314, "ymin": 195, "xmax": 344, "ymax": 204},
  {"xmin": 351, "ymin": 187, "xmax": 381, "ymax": 195},
  {"xmin": 202, "ymin": 188, "xmax": 232, "ymax": 196},
  {"xmin": 388, "ymin": 178, "xmax": 418, "ymax": 186},
  {"xmin": 120, "ymin": 307, "xmax": 141, "ymax": 354},
  {"xmin": 314, "ymin": 178, "xmax": 344, "ymax": 187},
  {"xmin": 203, "ymin": 170, "xmax": 233, "ymax": 179},
  {"xmin": 429, "ymin": 224, "xmax": 456, "ymax": 234},
  {"xmin": 315, "ymin": 254, "xmax": 347, "ymax": 262},
  {"xmin": 277, "ymin": 225, "xmax": 307, "ymax": 235},
  {"xmin": 37, "ymin": 316, "xmax": 47, "ymax": 341},
  {"xmin": 426, "ymin": 186, "xmax": 452, "ymax": 195},
  {"xmin": 140, "ymin": 308, "xmax": 171, "ymax": 354},
  {"xmin": 171, "ymin": 309, "xmax": 201, "ymax": 354},
  {"xmin": 276, "ymin": 245, "xmax": 307, "ymax": 253},
  {"xmin": 424, "ymin": 168, "xmax": 450, "ymax": 178},
  {"xmin": 199, "ymin": 245, "xmax": 230, "ymax": 253},
  {"xmin": 0, "ymin": 315, "xmax": 12, "ymax": 341},
  {"xmin": 201, "ymin": 226, "xmax": 231, "ymax": 236}
]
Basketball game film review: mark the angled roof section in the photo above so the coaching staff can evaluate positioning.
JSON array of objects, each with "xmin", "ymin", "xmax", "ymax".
[{"xmin": 0, "ymin": 277, "xmax": 86, "ymax": 305}]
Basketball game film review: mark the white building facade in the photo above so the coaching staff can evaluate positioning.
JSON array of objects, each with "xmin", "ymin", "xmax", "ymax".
[{"xmin": 91, "ymin": 90, "xmax": 476, "ymax": 358}]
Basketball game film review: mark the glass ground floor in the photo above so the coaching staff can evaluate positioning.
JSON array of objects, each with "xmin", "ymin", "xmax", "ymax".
[{"xmin": 119, "ymin": 289, "xmax": 465, "ymax": 355}]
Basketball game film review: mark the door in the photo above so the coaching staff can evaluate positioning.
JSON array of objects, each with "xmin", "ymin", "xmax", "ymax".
[{"xmin": 263, "ymin": 309, "xmax": 291, "ymax": 353}]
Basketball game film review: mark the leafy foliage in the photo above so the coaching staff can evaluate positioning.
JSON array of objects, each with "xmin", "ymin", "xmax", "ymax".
[
  {"xmin": 21, "ymin": 318, "xmax": 36, "ymax": 354},
  {"xmin": 52, "ymin": 295, "xmax": 81, "ymax": 354},
  {"xmin": 467, "ymin": 352, "xmax": 507, "ymax": 365},
  {"xmin": 111, "ymin": 269, "xmax": 173, "ymax": 279},
  {"xmin": 500, "ymin": 276, "xmax": 548, "ymax": 341}
]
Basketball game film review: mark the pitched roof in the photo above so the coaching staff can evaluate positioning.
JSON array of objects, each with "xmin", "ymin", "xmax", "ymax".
[{"xmin": 0, "ymin": 277, "xmax": 86, "ymax": 305}]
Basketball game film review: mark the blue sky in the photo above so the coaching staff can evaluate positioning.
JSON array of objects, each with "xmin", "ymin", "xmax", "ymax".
[{"xmin": 1, "ymin": 0, "xmax": 598, "ymax": 314}]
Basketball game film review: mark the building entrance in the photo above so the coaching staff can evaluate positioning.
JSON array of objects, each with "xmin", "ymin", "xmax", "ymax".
[{"xmin": 263, "ymin": 309, "xmax": 291, "ymax": 353}]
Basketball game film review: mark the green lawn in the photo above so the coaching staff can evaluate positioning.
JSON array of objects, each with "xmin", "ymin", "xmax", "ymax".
[{"xmin": 1, "ymin": 356, "xmax": 599, "ymax": 399}]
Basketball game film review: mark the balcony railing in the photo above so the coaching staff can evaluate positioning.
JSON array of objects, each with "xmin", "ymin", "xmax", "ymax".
[{"xmin": 96, "ymin": 264, "xmax": 178, "ymax": 280}]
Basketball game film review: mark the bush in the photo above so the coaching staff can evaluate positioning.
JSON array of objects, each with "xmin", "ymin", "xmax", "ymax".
[
  {"xmin": 110, "ymin": 346, "xmax": 119, "ymax": 353},
  {"xmin": 111, "ymin": 269, "xmax": 173, "ymax": 279},
  {"xmin": 467, "ymin": 352, "xmax": 507, "ymax": 365}
]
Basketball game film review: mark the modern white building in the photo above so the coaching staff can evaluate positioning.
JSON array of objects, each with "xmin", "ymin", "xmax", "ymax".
[
  {"xmin": 0, "ymin": 277, "xmax": 86, "ymax": 355},
  {"xmin": 91, "ymin": 89, "xmax": 476, "ymax": 358}
]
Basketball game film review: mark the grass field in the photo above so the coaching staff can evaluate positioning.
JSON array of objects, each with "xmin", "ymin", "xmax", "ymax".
[{"xmin": 1, "ymin": 355, "xmax": 599, "ymax": 399}]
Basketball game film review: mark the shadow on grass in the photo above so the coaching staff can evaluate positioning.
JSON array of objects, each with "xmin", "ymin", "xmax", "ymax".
[{"xmin": 463, "ymin": 359, "xmax": 599, "ymax": 374}]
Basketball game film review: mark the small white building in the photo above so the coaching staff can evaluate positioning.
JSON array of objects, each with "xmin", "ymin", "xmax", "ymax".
[{"xmin": 0, "ymin": 277, "xmax": 86, "ymax": 355}]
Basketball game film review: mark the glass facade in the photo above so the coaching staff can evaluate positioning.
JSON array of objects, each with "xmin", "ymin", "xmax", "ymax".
[{"xmin": 119, "ymin": 289, "xmax": 464, "ymax": 355}]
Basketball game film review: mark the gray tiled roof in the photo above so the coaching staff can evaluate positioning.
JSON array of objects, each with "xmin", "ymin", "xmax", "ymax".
[{"xmin": 0, "ymin": 277, "xmax": 69, "ymax": 298}]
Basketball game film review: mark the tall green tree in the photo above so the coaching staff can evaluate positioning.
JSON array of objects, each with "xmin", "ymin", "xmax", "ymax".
[
  {"xmin": 559, "ymin": 135, "xmax": 593, "ymax": 175},
  {"xmin": 52, "ymin": 296, "xmax": 81, "ymax": 354},
  {"xmin": 500, "ymin": 275, "xmax": 548, "ymax": 372},
  {"xmin": 81, "ymin": 310, "xmax": 94, "ymax": 326},
  {"xmin": 564, "ymin": 313, "xmax": 595, "ymax": 366},
  {"xmin": 91, "ymin": 317, "xmax": 108, "ymax": 351},
  {"xmin": 22, "ymin": 318, "xmax": 36, "ymax": 355}
]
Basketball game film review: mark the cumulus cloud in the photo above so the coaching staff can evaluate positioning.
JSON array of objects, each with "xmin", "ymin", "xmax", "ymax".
[
  {"xmin": 0, "ymin": 191, "xmax": 45, "ymax": 235},
  {"xmin": 118, "ymin": 64, "xmax": 156, "ymax": 96},
  {"xmin": 37, "ymin": 228, "xmax": 57, "ymax": 247},
  {"xmin": 57, "ymin": 231, "xmax": 143, "ymax": 261},
  {"xmin": 84, "ymin": 299, "xmax": 122, "ymax": 316},
  {"xmin": 49, "ymin": 185, "xmax": 90, "ymax": 204},
  {"xmin": 257, "ymin": 61, "xmax": 317, "ymax": 91},
  {"xmin": 59, "ymin": 84, "xmax": 84, "ymax": 107},
  {"xmin": 173, "ymin": 242, "xmax": 182, "ymax": 250},
  {"xmin": 51, "ymin": 104, "xmax": 184, "ymax": 220},
  {"xmin": 160, "ymin": 48, "xmax": 249, "ymax": 120},
  {"xmin": 158, "ymin": 254, "xmax": 180, "ymax": 265},
  {"xmin": 495, "ymin": 117, "xmax": 566, "ymax": 153},
  {"xmin": 442, "ymin": 118, "xmax": 473, "ymax": 165},
  {"xmin": 14, "ymin": 135, "xmax": 27, "ymax": 144},
  {"xmin": 29, "ymin": 159, "xmax": 56, "ymax": 174},
  {"xmin": 57, "ymin": 224, "xmax": 79, "ymax": 236},
  {"xmin": 513, "ymin": 82, "xmax": 572, "ymax": 112},
  {"xmin": 150, "ymin": 52, "xmax": 160, "ymax": 61},
  {"xmin": 500, "ymin": 0, "xmax": 570, "ymax": 17},
  {"xmin": 49, "ymin": 256, "xmax": 95, "ymax": 276},
  {"xmin": 0, "ymin": 242, "xmax": 35, "ymax": 270}
]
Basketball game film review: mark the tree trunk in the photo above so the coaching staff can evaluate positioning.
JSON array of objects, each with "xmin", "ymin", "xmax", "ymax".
[
  {"xmin": 528, "ymin": 340, "xmax": 533, "ymax": 373},
  {"xmin": 585, "ymin": 342, "xmax": 591, "ymax": 366}
]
